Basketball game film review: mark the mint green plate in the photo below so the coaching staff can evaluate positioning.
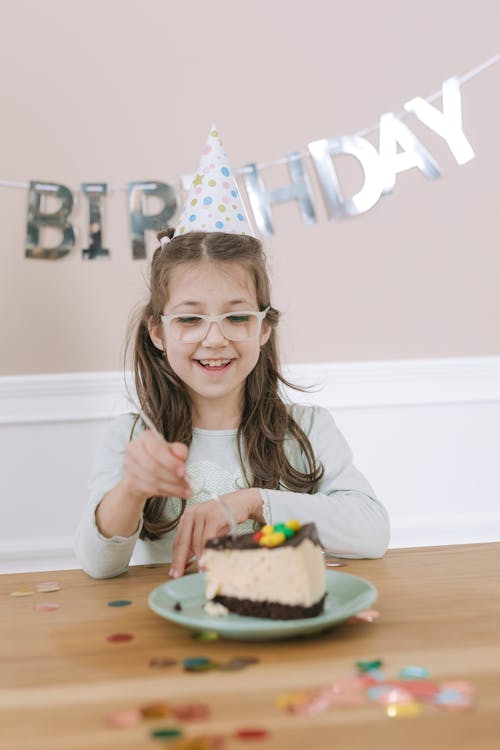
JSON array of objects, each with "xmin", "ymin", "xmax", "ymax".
[{"xmin": 148, "ymin": 570, "xmax": 377, "ymax": 641}]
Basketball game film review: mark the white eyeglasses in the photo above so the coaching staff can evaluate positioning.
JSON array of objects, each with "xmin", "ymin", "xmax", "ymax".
[{"xmin": 161, "ymin": 307, "xmax": 270, "ymax": 343}]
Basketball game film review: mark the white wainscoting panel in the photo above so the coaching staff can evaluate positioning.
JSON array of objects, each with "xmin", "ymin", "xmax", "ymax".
[{"xmin": 1, "ymin": 357, "xmax": 499, "ymax": 573}]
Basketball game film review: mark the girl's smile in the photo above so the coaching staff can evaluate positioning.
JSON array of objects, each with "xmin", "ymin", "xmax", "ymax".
[{"xmin": 194, "ymin": 358, "xmax": 235, "ymax": 372}]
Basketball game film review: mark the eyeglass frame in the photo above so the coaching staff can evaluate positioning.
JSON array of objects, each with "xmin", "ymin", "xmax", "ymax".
[{"xmin": 160, "ymin": 306, "xmax": 270, "ymax": 342}]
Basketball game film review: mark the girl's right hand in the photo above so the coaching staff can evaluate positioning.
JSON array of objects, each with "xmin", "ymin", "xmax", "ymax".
[{"xmin": 121, "ymin": 429, "xmax": 192, "ymax": 504}]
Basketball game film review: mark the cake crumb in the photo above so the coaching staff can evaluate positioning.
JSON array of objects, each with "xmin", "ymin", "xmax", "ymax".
[{"xmin": 204, "ymin": 601, "xmax": 229, "ymax": 617}]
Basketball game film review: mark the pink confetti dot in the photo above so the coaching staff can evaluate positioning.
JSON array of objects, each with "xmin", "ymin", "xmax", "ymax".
[
  {"xmin": 34, "ymin": 602, "xmax": 60, "ymax": 612},
  {"xmin": 203, "ymin": 145, "xmax": 212, "ymax": 155},
  {"xmin": 106, "ymin": 708, "xmax": 142, "ymax": 728}
]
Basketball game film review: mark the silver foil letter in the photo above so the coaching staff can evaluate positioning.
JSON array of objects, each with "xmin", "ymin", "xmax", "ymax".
[
  {"xmin": 404, "ymin": 77, "xmax": 474, "ymax": 165},
  {"xmin": 81, "ymin": 183, "xmax": 109, "ymax": 260},
  {"xmin": 378, "ymin": 113, "xmax": 442, "ymax": 194},
  {"xmin": 242, "ymin": 152, "xmax": 317, "ymax": 235},
  {"xmin": 308, "ymin": 136, "xmax": 383, "ymax": 218},
  {"xmin": 127, "ymin": 181, "xmax": 178, "ymax": 259},
  {"xmin": 25, "ymin": 181, "xmax": 76, "ymax": 259}
]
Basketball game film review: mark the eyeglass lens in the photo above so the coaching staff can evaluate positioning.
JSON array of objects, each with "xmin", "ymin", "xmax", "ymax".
[{"xmin": 169, "ymin": 313, "xmax": 261, "ymax": 342}]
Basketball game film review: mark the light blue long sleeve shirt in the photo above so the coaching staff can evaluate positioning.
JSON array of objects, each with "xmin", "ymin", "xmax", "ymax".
[{"xmin": 75, "ymin": 404, "xmax": 390, "ymax": 578}]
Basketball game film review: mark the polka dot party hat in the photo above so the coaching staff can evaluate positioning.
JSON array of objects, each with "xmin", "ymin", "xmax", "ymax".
[{"xmin": 173, "ymin": 125, "xmax": 255, "ymax": 237}]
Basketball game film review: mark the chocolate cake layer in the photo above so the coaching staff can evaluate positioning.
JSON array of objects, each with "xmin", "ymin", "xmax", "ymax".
[
  {"xmin": 213, "ymin": 593, "xmax": 326, "ymax": 620},
  {"xmin": 205, "ymin": 522, "xmax": 322, "ymax": 551}
]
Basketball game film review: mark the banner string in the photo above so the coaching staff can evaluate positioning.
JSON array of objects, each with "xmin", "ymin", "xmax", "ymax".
[{"xmin": 1, "ymin": 50, "xmax": 500, "ymax": 192}]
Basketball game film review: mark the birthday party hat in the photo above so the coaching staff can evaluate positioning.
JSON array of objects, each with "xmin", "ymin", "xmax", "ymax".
[{"xmin": 174, "ymin": 125, "xmax": 255, "ymax": 237}]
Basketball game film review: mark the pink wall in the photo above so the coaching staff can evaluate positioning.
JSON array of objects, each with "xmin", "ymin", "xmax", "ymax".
[{"xmin": 1, "ymin": 0, "xmax": 499, "ymax": 374}]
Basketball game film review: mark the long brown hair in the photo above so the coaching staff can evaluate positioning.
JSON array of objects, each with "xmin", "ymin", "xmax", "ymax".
[{"xmin": 126, "ymin": 230, "xmax": 323, "ymax": 540}]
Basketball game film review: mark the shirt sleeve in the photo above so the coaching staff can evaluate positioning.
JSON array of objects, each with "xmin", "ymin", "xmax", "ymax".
[
  {"xmin": 260, "ymin": 405, "xmax": 390, "ymax": 558},
  {"xmin": 74, "ymin": 413, "xmax": 143, "ymax": 578}
]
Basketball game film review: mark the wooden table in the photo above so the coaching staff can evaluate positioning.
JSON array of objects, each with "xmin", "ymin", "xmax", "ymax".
[{"xmin": 1, "ymin": 544, "xmax": 499, "ymax": 749}]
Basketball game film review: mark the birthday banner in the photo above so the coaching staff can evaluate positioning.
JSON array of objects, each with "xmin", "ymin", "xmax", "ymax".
[{"xmin": 2, "ymin": 53, "xmax": 498, "ymax": 261}]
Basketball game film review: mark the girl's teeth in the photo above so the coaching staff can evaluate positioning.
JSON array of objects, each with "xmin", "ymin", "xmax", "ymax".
[{"xmin": 200, "ymin": 360, "xmax": 230, "ymax": 367}]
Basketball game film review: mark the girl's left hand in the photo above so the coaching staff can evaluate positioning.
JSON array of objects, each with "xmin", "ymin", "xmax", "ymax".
[{"xmin": 169, "ymin": 488, "xmax": 265, "ymax": 578}]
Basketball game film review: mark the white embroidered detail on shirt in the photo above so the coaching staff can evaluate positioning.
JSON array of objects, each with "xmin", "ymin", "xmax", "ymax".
[
  {"xmin": 259, "ymin": 488, "xmax": 273, "ymax": 524},
  {"xmin": 164, "ymin": 460, "xmax": 254, "ymax": 535}
]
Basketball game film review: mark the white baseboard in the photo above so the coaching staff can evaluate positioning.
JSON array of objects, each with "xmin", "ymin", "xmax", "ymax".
[
  {"xmin": 1, "ymin": 357, "xmax": 500, "ymax": 424},
  {"xmin": 0, "ymin": 537, "xmax": 79, "ymax": 574},
  {"xmin": 1, "ymin": 356, "xmax": 499, "ymax": 573}
]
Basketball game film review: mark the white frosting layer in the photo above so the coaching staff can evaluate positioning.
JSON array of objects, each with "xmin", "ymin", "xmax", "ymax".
[{"xmin": 200, "ymin": 538, "xmax": 326, "ymax": 607}]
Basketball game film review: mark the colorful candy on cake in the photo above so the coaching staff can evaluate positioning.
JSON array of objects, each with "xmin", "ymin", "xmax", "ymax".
[{"xmin": 200, "ymin": 520, "xmax": 326, "ymax": 620}]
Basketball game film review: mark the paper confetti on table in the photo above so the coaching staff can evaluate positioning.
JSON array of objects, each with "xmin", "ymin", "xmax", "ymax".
[
  {"xmin": 277, "ymin": 659, "xmax": 476, "ymax": 718},
  {"xmin": 106, "ymin": 633, "xmax": 134, "ymax": 643},
  {"xmin": 36, "ymin": 581, "xmax": 61, "ymax": 593},
  {"xmin": 172, "ymin": 703, "xmax": 210, "ymax": 721},
  {"xmin": 192, "ymin": 630, "xmax": 219, "ymax": 641},
  {"xmin": 10, "ymin": 590, "xmax": 34, "ymax": 597},
  {"xmin": 149, "ymin": 657, "xmax": 178, "ymax": 668},
  {"xmin": 234, "ymin": 727, "xmax": 269, "ymax": 739},
  {"xmin": 347, "ymin": 609, "xmax": 380, "ymax": 623},
  {"xmin": 33, "ymin": 602, "xmax": 61, "ymax": 612},
  {"xmin": 141, "ymin": 702, "xmax": 172, "ymax": 718}
]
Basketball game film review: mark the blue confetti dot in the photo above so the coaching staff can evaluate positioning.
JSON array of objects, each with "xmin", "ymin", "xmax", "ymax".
[
  {"xmin": 215, "ymin": 221, "xmax": 224, "ymax": 229},
  {"xmin": 189, "ymin": 214, "xmax": 196, "ymax": 222},
  {"xmin": 400, "ymin": 666, "xmax": 430, "ymax": 680},
  {"xmin": 221, "ymin": 167, "xmax": 230, "ymax": 176},
  {"xmin": 203, "ymin": 196, "xmax": 213, "ymax": 205},
  {"xmin": 230, "ymin": 190, "xmax": 237, "ymax": 198},
  {"xmin": 237, "ymin": 213, "xmax": 244, "ymax": 221},
  {"xmin": 434, "ymin": 689, "xmax": 463, "ymax": 705}
]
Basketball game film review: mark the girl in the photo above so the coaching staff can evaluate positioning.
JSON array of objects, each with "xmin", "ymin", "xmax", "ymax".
[{"xmin": 75, "ymin": 230, "xmax": 390, "ymax": 579}]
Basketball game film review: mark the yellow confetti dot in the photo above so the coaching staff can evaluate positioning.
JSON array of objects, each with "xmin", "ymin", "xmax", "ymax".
[
  {"xmin": 208, "ymin": 179, "xmax": 216, "ymax": 187},
  {"xmin": 285, "ymin": 519, "xmax": 301, "ymax": 531},
  {"xmin": 261, "ymin": 525, "xmax": 274, "ymax": 535},
  {"xmin": 386, "ymin": 702, "xmax": 422, "ymax": 718},
  {"xmin": 211, "ymin": 130, "xmax": 218, "ymax": 137},
  {"xmin": 276, "ymin": 691, "xmax": 308, "ymax": 709},
  {"xmin": 218, "ymin": 204, "xmax": 226, "ymax": 212},
  {"xmin": 191, "ymin": 198, "xmax": 197, "ymax": 206},
  {"xmin": 10, "ymin": 590, "xmax": 34, "ymax": 597}
]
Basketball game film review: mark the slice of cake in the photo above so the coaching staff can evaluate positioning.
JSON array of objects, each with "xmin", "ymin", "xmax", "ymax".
[{"xmin": 199, "ymin": 521, "xmax": 326, "ymax": 620}]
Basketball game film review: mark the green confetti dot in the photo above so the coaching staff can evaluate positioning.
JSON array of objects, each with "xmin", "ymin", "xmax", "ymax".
[
  {"xmin": 179, "ymin": 226, "xmax": 185, "ymax": 234},
  {"xmin": 211, "ymin": 130, "xmax": 218, "ymax": 137},
  {"xmin": 192, "ymin": 630, "xmax": 219, "ymax": 641},
  {"xmin": 356, "ymin": 659, "xmax": 383, "ymax": 672},
  {"xmin": 208, "ymin": 179, "xmax": 216, "ymax": 187},
  {"xmin": 151, "ymin": 728, "xmax": 183, "ymax": 739},
  {"xmin": 191, "ymin": 198, "xmax": 197, "ymax": 206},
  {"xmin": 218, "ymin": 204, "xmax": 226, "ymax": 212}
]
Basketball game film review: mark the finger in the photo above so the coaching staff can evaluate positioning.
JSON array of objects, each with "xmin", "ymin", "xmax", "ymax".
[
  {"xmin": 140, "ymin": 431, "xmax": 187, "ymax": 477},
  {"xmin": 131, "ymin": 440, "xmax": 190, "ymax": 495},
  {"xmin": 124, "ymin": 452, "xmax": 191, "ymax": 499},
  {"xmin": 169, "ymin": 442, "xmax": 188, "ymax": 461},
  {"xmin": 170, "ymin": 512, "xmax": 195, "ymax": 578},
  {"xmin": 202, "ymin": 519, "xmax": 223, "ymax": 550},
  {"xmin": 192, "ymin": 515, "xmax": 207, "ymax": 563}
]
